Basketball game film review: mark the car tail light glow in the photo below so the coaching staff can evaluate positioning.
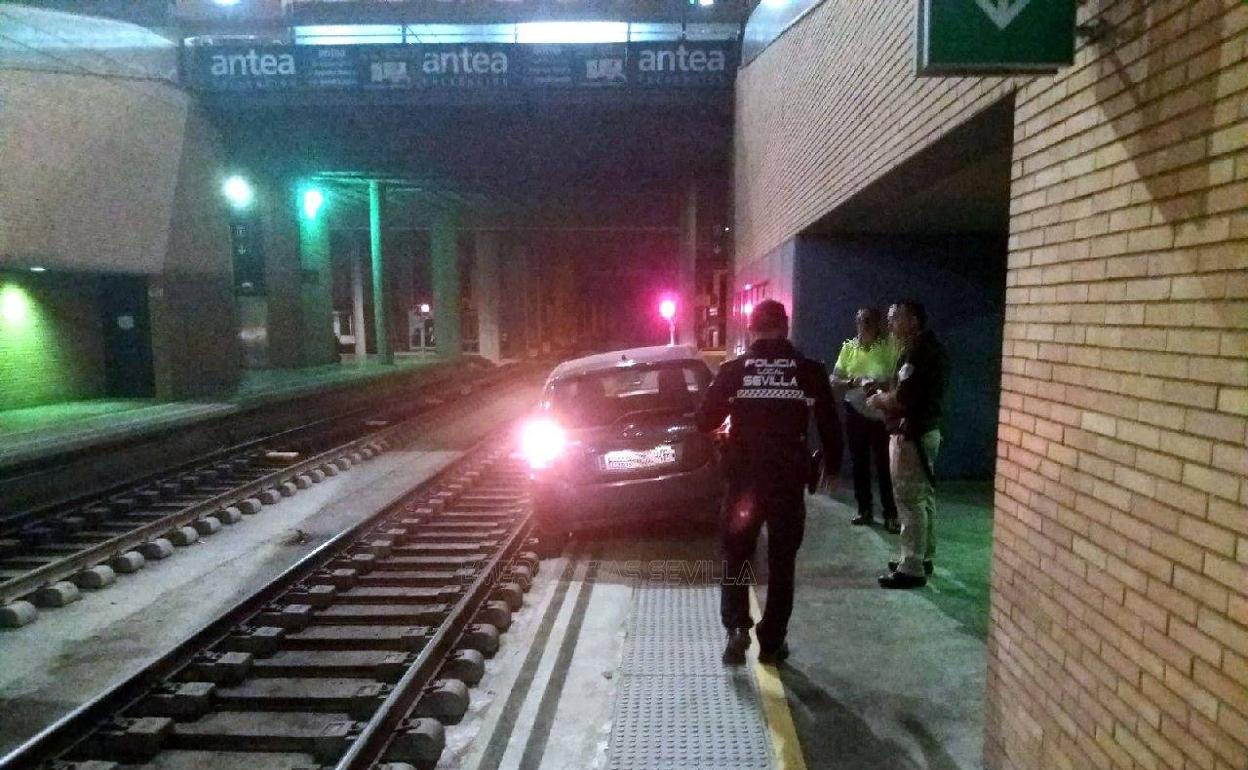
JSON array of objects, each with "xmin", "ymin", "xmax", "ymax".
[{"xmin": 521, "ymin": 419, "xmax": 566, "ymax": 469}]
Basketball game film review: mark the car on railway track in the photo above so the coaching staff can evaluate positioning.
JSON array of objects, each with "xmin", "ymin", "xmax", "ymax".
[{"xmin": 520, "ymin": 345, "xmax": 724, "ymax": 554}]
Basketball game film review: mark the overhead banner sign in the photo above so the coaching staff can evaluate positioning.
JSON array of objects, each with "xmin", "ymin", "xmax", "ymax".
[
  {"xmin": 917, "ymin": 0, "xmax": 1076, "ymax": 76},
  {"xmin": 187, "ymin": 42, "xmax": 736, "ymax": 94}
]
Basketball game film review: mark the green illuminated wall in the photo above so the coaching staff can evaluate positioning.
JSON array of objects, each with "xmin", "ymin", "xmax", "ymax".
[{"xmin": 0, "ymin": 273, "xmax": 105, "ymax": 410}]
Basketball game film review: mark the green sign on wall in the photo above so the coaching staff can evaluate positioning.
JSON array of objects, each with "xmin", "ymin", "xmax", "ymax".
[{"xmin": 917, "ymin": 0, "xmax": 1077, "ymax": 76}]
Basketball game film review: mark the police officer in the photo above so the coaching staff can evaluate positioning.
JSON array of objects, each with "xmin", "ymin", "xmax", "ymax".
[{"xmin": 696, "ymin": 299, "xmax": 842, "ymax": 666}]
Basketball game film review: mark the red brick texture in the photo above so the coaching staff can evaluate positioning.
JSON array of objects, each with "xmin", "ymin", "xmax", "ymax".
[
  {"xmin": 734, "ymin": 1, "xmax": 1248, "ymax": 768},
  {"xmin": 990, "ymin": 2, "xmax": 1246, "ymax": 769}
]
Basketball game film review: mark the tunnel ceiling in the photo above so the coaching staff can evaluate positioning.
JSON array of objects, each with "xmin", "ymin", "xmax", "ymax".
[
  {"xmin": 212, "ymin": 102, "xmax": 733, "ymax": 230},
  {"xmin": 808, "ymin": 96, "xmax": 1014, "ymax": 237}
]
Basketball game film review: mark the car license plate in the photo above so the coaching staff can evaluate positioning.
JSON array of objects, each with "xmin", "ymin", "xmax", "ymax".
[{"xmin": 599, "ymin": 445, "xmax": 677, "ymax": 471}]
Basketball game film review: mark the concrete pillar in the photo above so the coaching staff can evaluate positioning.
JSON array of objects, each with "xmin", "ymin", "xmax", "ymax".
[
  {"xmin": 679, "ymin": 182, "xmax": 698, "ymax": 348},
  {"xmin": 473, "ymin": 231, "xmax": 501, "ymax": 362},
  {"xmin": 530, "ymin": 250, "xmax": 544, "ymax": 354},
  {"xmin": 501, "ymin": 239, "xmax": 526, "ymax": 358},
  {"xmin": 431, "ymin": 206, "xmax": 461, "ymax": 359},
  {"xmin": 509, "ymin": 242, "xmax": 532, "ymax": 357},
  {"xmin": 350, "ymin": 237, "xmax": 367, "ymax": 362},
  {"xmin": 368, "ymin": 180, "xmax": 392, "ymax": 364},
  {"xmin": 255, "ymin": 176, "xmax": 303, "ymax": 368},
  {"xmin": 393, "ymin": 237, "xmax": 415, "ymax": 352},
  {"xmin": 517, "ymin": 244, "xmax": 534, "ymax": 356},
  {"xmin": 298, "ymin": 187, "xmax": 337, "ymax": 365},
  {"xmin": 553, "ymin": 250, "xmax": 576, "ymax": 345}
]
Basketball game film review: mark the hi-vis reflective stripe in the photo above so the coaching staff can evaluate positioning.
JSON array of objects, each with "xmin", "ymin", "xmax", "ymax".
[{"xmin": 734, "ymin": 389, "xmax": 814, "ymax": 404}]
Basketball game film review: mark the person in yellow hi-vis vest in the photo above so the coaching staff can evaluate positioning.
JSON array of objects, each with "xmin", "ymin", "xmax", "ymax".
[{"xmin": 831, "ymin": 307, "xmax": 901, "ymax": 532}]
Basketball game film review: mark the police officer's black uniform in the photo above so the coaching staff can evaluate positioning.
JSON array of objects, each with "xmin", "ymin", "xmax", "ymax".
[{"xmin": 695, "ymin": 300, "xmax": 842, "ymax": 663}]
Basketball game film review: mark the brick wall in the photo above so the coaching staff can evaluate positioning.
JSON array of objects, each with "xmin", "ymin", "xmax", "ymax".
[
  {"xmin": 989, "ymin": 1, "xmax": 1247, "ymax": 768},
  {"xmin": 733, "ymin": 0, "xmax": 1016, "ymax": 266},
  {"xmin": 735, "ymin": 0, "xmax": 1248, "ymax": 768}
]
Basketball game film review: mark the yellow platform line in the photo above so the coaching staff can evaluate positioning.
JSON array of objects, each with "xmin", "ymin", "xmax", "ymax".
[{"xmin": 748, "ymin": 587, "xmax": 808, "ymax": 770}]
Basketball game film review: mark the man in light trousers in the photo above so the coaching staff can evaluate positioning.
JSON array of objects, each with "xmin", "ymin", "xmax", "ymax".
[{"xmin": 867, "ymin": 300, "xmax": 947, "ymax": 589}]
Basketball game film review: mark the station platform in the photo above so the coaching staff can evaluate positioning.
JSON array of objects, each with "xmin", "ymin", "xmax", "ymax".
[
  {"xmin": 0, "ymin": 362, "xmax": 992, "ymax": 768},
  {"xmin": 0, "ymin": 356, "xmax": 474, "ymax": 472},
  {"xmin": 451, "ymin": 484, "xmax": 993, "ymax": 770}
]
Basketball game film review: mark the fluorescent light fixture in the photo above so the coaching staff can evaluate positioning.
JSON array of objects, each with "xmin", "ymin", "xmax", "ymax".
[
  {"xmin": 213, "ymin": 0, "xmax": 241, "ymax": 6},
  {"xmin": 515, "ymin": 22, "xmax": 629, "ymax": 44},
  {"xmin": 29, "ymin": 266, "xmax": 46, "ymax": 273},
  {"xmin": 627, "ymin": 22, "xmax": 682, "ymax": 41},
  {"xmin": 406, "ymin": 24, "xmax": 515, "ymax": 43},
  {"xmin": 294, "ymin": 24, "xmax": 404, "ymax": 45},
  {"xmin": 684, "ymin": 23, "xmax": 740, "ymax": 40}
]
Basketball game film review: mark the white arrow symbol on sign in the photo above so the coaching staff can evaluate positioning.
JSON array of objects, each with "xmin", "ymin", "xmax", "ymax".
[{"xmin": 973, "ymin": 0, "xmax": 1034, "ymax": 30}]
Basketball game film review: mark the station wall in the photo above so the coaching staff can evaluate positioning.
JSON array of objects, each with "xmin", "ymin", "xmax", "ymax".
[
  {"xmin": 732, "ymin": 0, "xmax": 1016, "ymax": 264},
  {"xmin": 735, "ymin": 1, "xmax": 1248, "ymax": 769},
  {"xmin": 0, "ymin": 272, "xmax": 105, "ymax": 411},
  {"xmin": 0, "ymin": 68, "xmax": 240, "ymax": 401},
  {"xmin": 791, "ymin": 235, "xmax": 1007, "ymax": 481}
]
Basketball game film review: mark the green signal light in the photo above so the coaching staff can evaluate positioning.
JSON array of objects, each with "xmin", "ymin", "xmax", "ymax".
[
  {"xmin": 223, "ymin": 175, "xmax": 254, "ymax": 210},
  {"xmin": 1, "ymin": 284, "xmax": 31, "ymax": 325},
  {"xmin": 302, "ymin": 187, "xmax": 325, "ymax": 219}
]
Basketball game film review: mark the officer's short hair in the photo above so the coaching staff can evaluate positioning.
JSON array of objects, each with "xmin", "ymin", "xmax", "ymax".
[
  {"xmin": 748, "ymin": 299, "xmax": 788, "ymax": 335},
  {"xmin": 857, "ymin": 306, "xmax": 883, "ymax": 333},
  {"xmin": 897, "ymin": 299, "xmax": 927, "ymax": 329}
]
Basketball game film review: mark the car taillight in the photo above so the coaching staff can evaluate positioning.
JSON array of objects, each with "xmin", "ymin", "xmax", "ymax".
[{"xmin": 521, "ymin": 419, "xmax": 566, "ymax": 470}]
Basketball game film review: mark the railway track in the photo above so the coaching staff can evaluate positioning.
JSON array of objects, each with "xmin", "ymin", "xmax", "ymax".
[
  {"xmin": 0, "ymin": 436, "xmax": 538, "ymax": 770},
  {"xmin": 0, "ymin": 365, "xmax": 526, "ymax": 628}
]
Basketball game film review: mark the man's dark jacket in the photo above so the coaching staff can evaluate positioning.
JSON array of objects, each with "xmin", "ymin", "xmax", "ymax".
[
  {"xmin": 695, "ymin": 337, "xmax": 843, "ymax": 488},
  {"xmin": 891, "ymin": 329, "xmax": 947, "ymax": 439}
]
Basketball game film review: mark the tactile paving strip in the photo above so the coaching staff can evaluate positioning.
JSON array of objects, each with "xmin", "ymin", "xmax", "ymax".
[
  {"xmin": 620, "ymin": 585, "xmax": 725, "ymax": 676},
  {"xmin": 607, "ymin": 585, "xmax": 773, "ymax": 770}
]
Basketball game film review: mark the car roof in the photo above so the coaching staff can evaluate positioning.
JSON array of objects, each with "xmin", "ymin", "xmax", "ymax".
[{"xmin": 546, "ymin": 345, "xmax": 703, "ymax": 383}]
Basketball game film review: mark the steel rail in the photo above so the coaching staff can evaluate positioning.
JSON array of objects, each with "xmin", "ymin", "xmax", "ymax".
[
  {"xmin": 0, "ymin": 358, "xmax": 487, "ymax": 486},
  {"xmin": 0, "ymin": 366, "xmax": 523, "ymax": 608},
  {"xmin": 336, "ymin": 488, "xmax": 530, "ymax": 770},
  {"xmin": 1, "ymin": 429, "xmax": 373, "ymax": 606},
  {"xmin": 0, "ymin": 362, "xmax": 478, "ymax": 529},
  {"xmin": 0, "ymin": 429, "xmax": 529, "ymax": 769}
]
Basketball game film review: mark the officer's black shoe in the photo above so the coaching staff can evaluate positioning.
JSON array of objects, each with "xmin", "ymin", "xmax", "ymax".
[
  {"xmin": 850, "ymin": 514, "xmax": 874, "ymax": 526},
  {"xmin": 758, "ymin": 642, "xmax": 790, "ymax": 666},
  {"xmin": 878, "ymin": 571, "xmax": 927, "ymax": 589},
  {"xmin": 883, "ymin": 519, "xmax": 901, "ymax": 534},
  {"xmin": 888, "ymin": 559, "xmax": 934, "ymax": 575},
  {"xmin": 722, "ymin": 628, "xmax": 751, "ymax": 666}
]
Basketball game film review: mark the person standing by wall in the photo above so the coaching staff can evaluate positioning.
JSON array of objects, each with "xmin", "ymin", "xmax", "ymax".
[
  {"xmin": 867, "ymin": 300, "xmax": 946, "ymax": 589},
  {"xmin": 830, "ymin": 307, "xmax": 900, "ymax": 532},
  {"xmin": 696, "ymin": 299, "xmax": 842, "ymax": 665}
]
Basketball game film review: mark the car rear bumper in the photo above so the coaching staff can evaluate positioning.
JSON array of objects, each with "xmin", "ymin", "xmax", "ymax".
[{"xmin": 532, "ymin": 460, "xmax": 723, "ymax": 531}]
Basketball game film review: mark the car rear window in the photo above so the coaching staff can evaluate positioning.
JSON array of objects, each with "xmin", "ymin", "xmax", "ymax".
[{"xmin": 544, "ymin": 361, "xmax": 711, "ymax": 428}]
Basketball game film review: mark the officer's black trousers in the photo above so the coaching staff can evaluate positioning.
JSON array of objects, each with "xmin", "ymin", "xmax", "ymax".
[
  {"xmin": 719, "ymin": 479, "xmax": 806, "ymax": 651},
  {"xmin": 845, "ymin": 407, "xmax": 897, "ymax": 520}
]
